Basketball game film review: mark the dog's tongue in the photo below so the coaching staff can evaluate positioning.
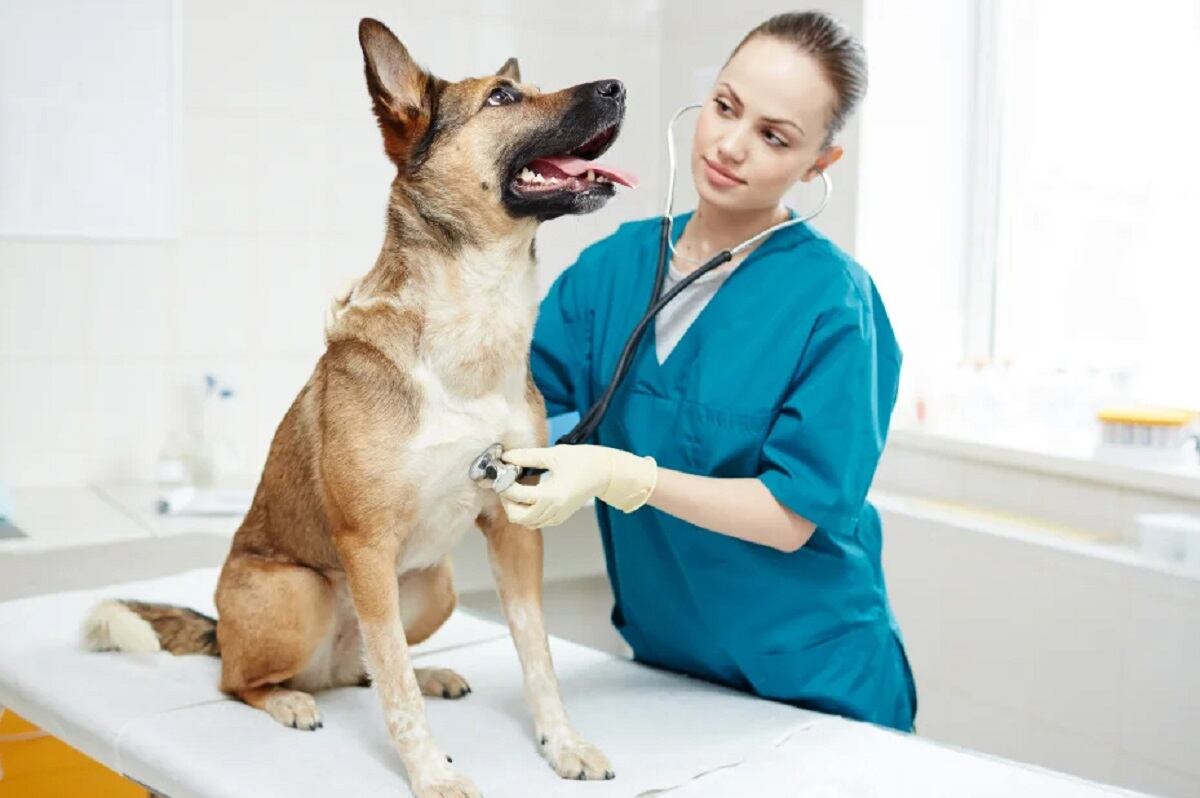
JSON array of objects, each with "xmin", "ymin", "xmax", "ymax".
[{"xmin": 534, "ymin": 156, "xmax": 639, "ymax": 189}]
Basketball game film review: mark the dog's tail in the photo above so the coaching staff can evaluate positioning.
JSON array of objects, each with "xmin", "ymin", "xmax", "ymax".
[{"xmin": 82, "ymin": 599, "xmax": 219, "ymax": 657}]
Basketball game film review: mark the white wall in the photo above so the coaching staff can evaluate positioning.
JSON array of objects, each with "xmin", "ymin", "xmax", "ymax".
[
  {"xmin": 0, "ymin": 0, "xmax": 868, "ymax": 488},
  {"xmin": 880, "ymin": 493, "xmax": 1200, "ymax": 798},
  {"xmin": 875, "ymin": 433, "xmax": 1200, "ymax": 797},
  {"xmin": 0, "ymin": 0, "xmax": 180, "ymax": 240}
]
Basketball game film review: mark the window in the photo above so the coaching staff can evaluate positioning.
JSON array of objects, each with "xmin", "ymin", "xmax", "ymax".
[
  {"xmin": 860, "ymin": 0, "xmax": 1200, "ymax": 423},
  {"xmin": 989, "ymin": 0, "xmax": 1200, "ymax": 407}
]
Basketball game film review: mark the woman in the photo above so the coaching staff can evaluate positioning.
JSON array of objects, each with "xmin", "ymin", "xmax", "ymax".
[{"xmin": 500, "ymin": 11, "xmax": 916, "ymax": 731}]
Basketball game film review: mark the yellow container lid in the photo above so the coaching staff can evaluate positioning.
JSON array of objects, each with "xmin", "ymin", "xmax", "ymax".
[{"xmin": 1097, "ymin": 407, "xmax": 1197, "ymax": 427}]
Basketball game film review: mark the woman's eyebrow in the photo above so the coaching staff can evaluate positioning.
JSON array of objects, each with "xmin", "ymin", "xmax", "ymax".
[{"xmin": 719, "ymin": 81, "xmax": 806, "ymax": 138}]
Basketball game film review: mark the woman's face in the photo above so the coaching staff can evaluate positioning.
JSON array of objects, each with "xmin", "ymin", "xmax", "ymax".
[{"xmin": 691, "ymin": 35, "xmax": 844, "ymax": 213}]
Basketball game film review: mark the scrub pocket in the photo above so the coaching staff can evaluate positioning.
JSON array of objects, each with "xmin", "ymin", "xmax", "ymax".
[{"xmin": 674, "ymin": 400, "xmax": 774, "ymax": 477}]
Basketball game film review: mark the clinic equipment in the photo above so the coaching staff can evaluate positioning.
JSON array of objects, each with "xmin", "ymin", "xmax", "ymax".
[
  {"xmin": 469, "ymin": 444, "xmax": 519, "ymax": 492},
  {"xmin": 470, "ymin": 104, "xmax": 832, "ymax": 489},
  {"xmin": 1094, "ymin": 406, "xmax": 1199, "ymax": 468}
]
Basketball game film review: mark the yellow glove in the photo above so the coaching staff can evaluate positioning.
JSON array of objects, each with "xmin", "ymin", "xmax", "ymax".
[{"xmin": 498, "ymin": 445, "xmax": 658, "ymax": 528}]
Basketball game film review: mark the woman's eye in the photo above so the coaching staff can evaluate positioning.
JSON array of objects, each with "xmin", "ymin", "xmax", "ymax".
[
  {"xmin": 714, "ymin": 97, "xmax": 733, "ymax": 115},
  {"xmin": 764, "ymin": 130, "xmax": 787, "ymax": 147},
  {"xmin": 486, "ymin": 87, "xmax": 517, "ymax": 107}
]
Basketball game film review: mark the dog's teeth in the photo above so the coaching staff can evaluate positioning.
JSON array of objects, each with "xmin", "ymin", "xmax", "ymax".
[
  {"xmin": 520, "ymin": 168, "xmax": 534, "ymax": 181},
  {"xmin": 532, "ymin": 173, "xmax": 545, "ymax": 183},
  {"xmin": 586, "ymin": 170, "xmax": 595, "ymax": 182}
]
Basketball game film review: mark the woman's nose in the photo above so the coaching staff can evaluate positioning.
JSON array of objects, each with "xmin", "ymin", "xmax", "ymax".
[{"xmin": 717, "ymin": 126, "xmax": 749, "ymax": 163}]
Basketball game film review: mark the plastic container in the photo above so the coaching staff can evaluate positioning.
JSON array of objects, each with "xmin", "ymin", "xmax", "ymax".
[
  {"xmin": 1137, "ymin": 513, "xmax": 1200, "ymax": 569},
  {"xmin": 193, "ymin": 374, "xmax": 247, "ymax": 488},
  {"xmin": 1095, "ymin": 407, "xmax": 1199, "ymax": 468}
]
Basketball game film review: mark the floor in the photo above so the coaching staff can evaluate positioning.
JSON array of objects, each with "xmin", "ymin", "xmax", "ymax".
[{"xmin": 0, "ymin": 709, "xmax": 145, "ymax": 797}]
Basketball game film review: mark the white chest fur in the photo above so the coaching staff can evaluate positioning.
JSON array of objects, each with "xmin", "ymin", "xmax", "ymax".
[{"xmin": 394, "ymin": 244, "xmax": 541, "ymax": 572}]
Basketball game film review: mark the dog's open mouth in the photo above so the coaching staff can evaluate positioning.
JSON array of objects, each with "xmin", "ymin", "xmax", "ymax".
[{"xmin": 510, "ymin": 125, "xmax": 639, "ymax": 196}]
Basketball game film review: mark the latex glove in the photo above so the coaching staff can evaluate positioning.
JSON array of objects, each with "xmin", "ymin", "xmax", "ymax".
[{"xmin": 498, "ymin": 445, "xmax": 658, "ymax": 528}]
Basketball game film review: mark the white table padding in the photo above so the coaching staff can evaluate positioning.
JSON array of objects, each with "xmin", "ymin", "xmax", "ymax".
[
  {"xmin": 0, "ymin": 568, "xmax": 817, "ymax": 796},
  {"xmin": 0, "ymin": 569, "xmax": 226, "ymax": 764},
  {"xmin": 0, "ymin": 568, "xmax": 1142, "ymax": 797},
  {"xmin": 0, "ymin": 569, "xmax": 508, "ymax": 781}
]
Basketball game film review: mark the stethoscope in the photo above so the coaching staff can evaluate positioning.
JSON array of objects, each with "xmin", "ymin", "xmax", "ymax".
[{"xmin": 470, "ymin": 103, "xmax": 833, "ymax": 492}]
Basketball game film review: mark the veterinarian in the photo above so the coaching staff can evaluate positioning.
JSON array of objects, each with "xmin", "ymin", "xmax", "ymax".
[{"xmin": 499, "ymin": 11, "xmax": 916, "ymax": 731}]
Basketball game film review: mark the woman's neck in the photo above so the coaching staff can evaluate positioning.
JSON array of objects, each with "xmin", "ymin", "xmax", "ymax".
[{"xmin": 675, "ymin": 200, "xmax": 788, "ymax": 274}]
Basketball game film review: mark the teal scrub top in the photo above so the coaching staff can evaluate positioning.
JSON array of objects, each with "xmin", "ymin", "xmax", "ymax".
[{"xmin": 530, "ymin": 212, "xmax": 917, "ymax": 731}]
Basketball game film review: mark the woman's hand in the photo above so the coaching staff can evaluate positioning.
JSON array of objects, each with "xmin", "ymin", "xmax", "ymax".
[
  {"xmin": 499, "ymin": 445, "xmax": 815, "ymax": 552},
  {"xmin": 498, "ymin": 445, "xmax": 658, "ymax": 528}
]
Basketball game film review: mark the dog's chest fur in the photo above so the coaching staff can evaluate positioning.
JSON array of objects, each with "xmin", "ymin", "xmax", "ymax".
[{"xmin": 395, "ymin": 246, "xmax": 541, "ymax": 572}]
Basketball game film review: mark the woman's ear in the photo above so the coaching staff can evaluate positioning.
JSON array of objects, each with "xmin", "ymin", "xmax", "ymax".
[{"xmin": 802, "ymin": 145, "xmax": 843, "ymax": 181}]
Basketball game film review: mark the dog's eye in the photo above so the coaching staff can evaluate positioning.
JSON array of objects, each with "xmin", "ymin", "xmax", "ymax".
[{"xmin": 485, "ymin": 87, "xmax": 518, "ymax": 107}]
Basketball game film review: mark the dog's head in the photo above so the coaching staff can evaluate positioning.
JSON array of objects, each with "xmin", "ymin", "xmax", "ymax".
[{"xmin": 359, "ymin": 18, "xmax": 635, "ymax": 241}]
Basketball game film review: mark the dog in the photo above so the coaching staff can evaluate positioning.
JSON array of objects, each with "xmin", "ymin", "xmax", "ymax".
[{"xmin": 82, "ymin": 17, "xmax": 636, "ymax": 797}]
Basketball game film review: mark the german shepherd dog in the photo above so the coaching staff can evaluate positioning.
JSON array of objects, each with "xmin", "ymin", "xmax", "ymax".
[{"xmin": 83, "ymin": 18, "xmax": 636, "ymax": 797}]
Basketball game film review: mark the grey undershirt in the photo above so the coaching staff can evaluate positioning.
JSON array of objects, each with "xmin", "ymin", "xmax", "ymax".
[{"xmin": 654, "ymin": 261, "xmax": 734, "ymax": 364}]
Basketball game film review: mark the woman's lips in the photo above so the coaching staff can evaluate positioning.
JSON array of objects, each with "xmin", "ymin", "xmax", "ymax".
[{"xmin": 702, "ymin": 157, "xmax": 746, "ymax": 188}]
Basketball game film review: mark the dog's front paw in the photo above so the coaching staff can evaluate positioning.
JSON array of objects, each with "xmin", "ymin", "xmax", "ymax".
[
  {"xmin": 412, "ymin": 773, "xmax": 482, "ymax": 798},
  {"xmin": 415, "ymin": 667, "xmax": 471, "ymax": 699},
  {"xmin": 264, "ymin": 689, "xmax": 322, "ymax": 731},
  {"xmin": 538, "ymin": 729, "xmax": 614, "ymax": 781}
]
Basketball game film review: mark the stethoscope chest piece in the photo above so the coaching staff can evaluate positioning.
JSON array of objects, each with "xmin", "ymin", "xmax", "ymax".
[{"xmin": 468, "ymin": 444, "xmax": 520, "ymax": 492}]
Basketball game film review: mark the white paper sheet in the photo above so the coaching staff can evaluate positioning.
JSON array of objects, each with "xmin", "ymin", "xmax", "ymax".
[{"xmin": 660, "ymin": 717, "xmax": 1147, "ymax": 797}]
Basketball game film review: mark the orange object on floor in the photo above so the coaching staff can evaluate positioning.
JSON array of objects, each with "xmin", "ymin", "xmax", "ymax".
[{"xmin": 0, "ymin": 708, "xmax": 147, "ymax": 797}]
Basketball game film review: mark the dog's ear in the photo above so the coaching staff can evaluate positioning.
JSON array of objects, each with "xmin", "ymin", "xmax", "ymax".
[
  {"xmin": 495, "ymin": 57, "xmax": 521, "ymax": 82},
  {"xmin": 359, "ymin": 18, "xmax": 436, "ymax": 167}
]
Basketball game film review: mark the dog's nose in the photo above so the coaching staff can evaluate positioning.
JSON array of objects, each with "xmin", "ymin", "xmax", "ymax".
[{"xmin": 596, "ymin": 80, "xmax": 625, "ymax": 102}]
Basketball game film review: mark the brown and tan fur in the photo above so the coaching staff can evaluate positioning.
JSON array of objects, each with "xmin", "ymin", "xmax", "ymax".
[{"xmin": 82, "ymin": 18, "xmax": 627, "ymax": 798}]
